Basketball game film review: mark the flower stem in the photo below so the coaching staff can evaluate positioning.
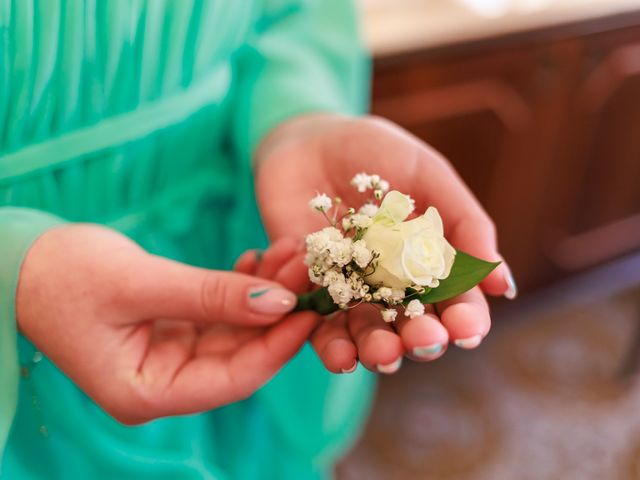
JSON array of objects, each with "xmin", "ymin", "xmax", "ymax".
[{"xmin": 295, "ymin": 287, "xmax": 341, "ymax": 316}]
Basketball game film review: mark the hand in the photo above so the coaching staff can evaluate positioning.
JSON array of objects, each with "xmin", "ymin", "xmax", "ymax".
[
  {"xmin": 16, "ymin": 225, "xmax": 317, "ymax": 424},
  {"xmin": 255, "ymin": 114, "xmax": 516, "ymax": 373}
]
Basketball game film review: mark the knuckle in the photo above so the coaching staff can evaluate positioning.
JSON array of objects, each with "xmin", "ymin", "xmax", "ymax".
[{"xmin": 200, "ymin": 273, "xmax": 228, "ymax": 321}]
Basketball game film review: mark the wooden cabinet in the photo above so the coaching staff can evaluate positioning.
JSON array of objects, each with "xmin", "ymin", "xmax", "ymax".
[{"xmin": 371, "ymin": 17, "xmax": 640, "ymax": 292}]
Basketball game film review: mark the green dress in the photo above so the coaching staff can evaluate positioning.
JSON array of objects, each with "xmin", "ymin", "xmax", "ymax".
[{"xmin": 0, "ymin": 1, "xmax": 375, "ymax": 478}]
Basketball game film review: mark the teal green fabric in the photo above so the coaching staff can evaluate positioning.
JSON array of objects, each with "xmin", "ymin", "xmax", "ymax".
[{"xmin": 0, "ymin": 1, "xmax": 375, "ymax": 479}]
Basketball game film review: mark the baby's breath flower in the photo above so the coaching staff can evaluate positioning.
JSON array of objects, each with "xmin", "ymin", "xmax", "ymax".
[
  {"xmin": 390, "ymin": 288, "xmax": 406, "ymax": 303},
  {"xmin": 378, "ymin": 180, "xmax": 390, "ymax": 192},
  {"xmin": 308, "ymin": 268, "xmax": 323, "ymax": 285},
  {"xmin": 329, "ymin": 238, "xmax": 353, "ymax": 267},
  {"xmin": 322, "ymin": 269, "xmax": 344, "ymax": 288},
  {"xmin": 328, "ymin": 279, "xmax": 354, "ymax": 305},
  {"xmin": 373, "ymin": 286, "xmax": 393, "ymax": 302},
  {"xmin": 351, "ymin": 240, "xmax": 373, "ymax": 269},
  {"xmin": 381, "ymin": 309, "xmax": 398, "ymax": 323},
  {"xmin": 342, "ymin": 217, "xmax": 353, "ymax": 231},
  {"xmin": 359, "ymin": 203, "xmax": 379, "ymax": 217},
  {"xmin": 405, "ymin": 299, "xmax": 425, "ymax": 318},
  {"xmin": 350, "ymin": 213, "xmax": 373, "ymax": 229},
  {"xmin": 309, "ymin": 193, "xmax": 332, "ymax": 212},
  {"xmin": 351, "ymin": 173, "xmax": 372, "ymax": 193}
]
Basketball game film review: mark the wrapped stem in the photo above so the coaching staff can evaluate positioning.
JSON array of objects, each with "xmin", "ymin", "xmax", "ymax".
[{"xmin": 294, "ymin": 287, "xmax": 341, "ymax": 316}]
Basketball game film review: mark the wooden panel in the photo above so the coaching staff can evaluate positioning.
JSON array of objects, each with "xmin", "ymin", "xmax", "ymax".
[{"xmin": 546, "ymin": 29, "xmax": 640, "ymax": 271}]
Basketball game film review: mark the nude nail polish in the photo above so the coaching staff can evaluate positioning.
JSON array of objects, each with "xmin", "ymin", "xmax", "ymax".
[{"xmin": 248, "ymin": 287, "xmax": 297, "ymax": 314}]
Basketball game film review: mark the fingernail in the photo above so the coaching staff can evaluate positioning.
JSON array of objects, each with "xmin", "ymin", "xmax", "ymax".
[
  {"xmin": 412, "ymin": 343, "xmax": 443, "ymax": 360},
  {"xmin": 454, "ymin": 335, "xmax": 483, "ymax": 350},
  {"xmin": 504, "ymin": 269, "xmax": 518, "ymax": 300},
  {"xmin": 248, "ymin": 286, "xmax": 296, "ymax": 315},
  {"xmin": 341, "ymin": 361, "xmax": 358, "ymax": 374},
  {"xmin": 377, "ymin": 357, "xmax": 402, "ymax": 374}
]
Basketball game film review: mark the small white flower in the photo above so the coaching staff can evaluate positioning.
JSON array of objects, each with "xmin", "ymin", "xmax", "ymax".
[
  {"xmin": 322, "ymin": 269, "xmax": 345, "ymax": 288},
  {"xmin": 351, "ymin": 240, "xmax": 373, "ymax": 269},
  {"xmin": 351, "ymin": 173, "xmax": 372, "ymax": 193},
  {"xmin": 390, "ymin": 288, "xmax": 406, "ymax": 303},
  {"xmin": 359, "ymin": 203, "xmax": 379, "ymax": 217},
  {"xmin": 373, "ymin": 286, "xmax": 393, "ymax": 302},
  {"xmin": 328, "ymin": 238, "xmax": 353, "ymax": 267},
  {"xmin": 381, "ymin": 309, "xmax": 398, "ymax": 323},
  {"xmin": 328, "ymin": 279, "xmax": 354, "ymax": 306},
  {"xmin": 309, "ymin": 193, "xmax": 332, "ymax": 212},
  {"xmin": 378, "ymin": 180, "xmax": 390, "ymax": 192},
  {"xmin": 342, "ymin": 217, "xmax": 353, "ymax": 231},
  {"xmin": 350, "ymin": 213, "xmax": 373, "ymax": 229},
  {"xmin": 405, "ymin": 299, "xmax": 425, "ymax": 318},
  {"xmin": 308, "ymin": 268, "xmax": 323, "ymax": 285}
]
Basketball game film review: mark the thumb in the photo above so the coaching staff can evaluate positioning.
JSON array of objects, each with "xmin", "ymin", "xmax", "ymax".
[{"xmin": 130, "ymin": 255, "xmax": 298, "ymax": 326}]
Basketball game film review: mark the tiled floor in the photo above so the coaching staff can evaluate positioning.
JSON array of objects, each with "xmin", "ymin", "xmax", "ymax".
[{"xmin": 337, "ymin": 278, "xmax": 640, "ymax": 479}]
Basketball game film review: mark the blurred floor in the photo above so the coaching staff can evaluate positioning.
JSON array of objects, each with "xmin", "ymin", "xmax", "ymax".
[{"xmin": 337, "ymin": 259, "xmax": 640, "ymax": 480}]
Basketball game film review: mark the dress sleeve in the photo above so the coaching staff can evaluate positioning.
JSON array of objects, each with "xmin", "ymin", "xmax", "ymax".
[
  {"xmin": 0, "ymin": 208, "xmax": 64, "ymax": 459},
  {"xmin": 231, "ymin": 0, "xmax": 370, "ymax": 160}
]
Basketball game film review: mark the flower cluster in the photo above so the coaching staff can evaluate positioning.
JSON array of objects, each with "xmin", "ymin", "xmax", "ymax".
[{"xmin": 304, "ymin": 173, "xmax": 456, "ymax": 322}]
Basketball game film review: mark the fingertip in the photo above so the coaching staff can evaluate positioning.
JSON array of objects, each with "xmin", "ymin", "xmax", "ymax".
[
  {"xmin": 359, "ymin": 328, "xmax": 404, "ymax": 372},
  {"xmin": 321, "ymin": 338, "xmax": 358, "ymax": 374},
  {"xmin": 275, "ymin": 253, "xmax": 311, "ymax": 294},
  {"xmin": 439, "ymin": 302, "xmax": 490, "ymax": 347},
  {"xmin": 480, "ymin": 262, "xmax": 518, "ymax": 299},
  {"xmin": 234, "ymin": 250, "xmax": 259, "ymax": 274},
  {"xmin": 398, "ymin": 314, "xmax": 449, "ymax": 361}
]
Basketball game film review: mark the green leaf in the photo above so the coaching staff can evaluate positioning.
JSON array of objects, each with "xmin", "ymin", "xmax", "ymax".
[{"xmin": 416, "ymin": 251, "xmax": 500, "ymax": 304}]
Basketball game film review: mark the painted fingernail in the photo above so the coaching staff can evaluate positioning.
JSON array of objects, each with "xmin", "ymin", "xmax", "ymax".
[
  {"xmin": 504, "ymin": 269, "xmax": 518, "ymax": 300},
  {"xmin": 341, "ymin": 361, "xmax": 358, "ymax": 374},
  {"xmin": 248, "ymin": 286, "xmax": 297, "ymax": 315},
  {"xmin": 377, "ymin": 357, "xmax": 403, "ymax": 374},
  {"xmin": 454, "ymin": 335, "xmax": 483, "ymax": 350},
  {"xmin": 413, "ymin": 343, "xmax": 443, "ymax": 360}
]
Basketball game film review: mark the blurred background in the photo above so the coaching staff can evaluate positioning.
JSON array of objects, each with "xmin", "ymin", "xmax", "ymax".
[{"xmin": 337, "ymin": 0, "xmax": 640, "ymax": 478}]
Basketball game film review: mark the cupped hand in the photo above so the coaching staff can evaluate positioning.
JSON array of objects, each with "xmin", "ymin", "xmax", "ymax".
[
  {"xmin": 255, "ymin": 114, "xmax": 517, "ymax": 373},
  {"xmin": 16, "ymin": 225, "xmax": 318, "ymax": 424}
]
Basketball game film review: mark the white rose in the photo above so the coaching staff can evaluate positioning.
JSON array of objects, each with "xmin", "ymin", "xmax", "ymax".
[
  {"xmin": 373, "ymin": 190, "xmax": 415, "ymax": 226},
  {"xmin": 363, "ymin": 192, "xmax": 456, "ymax": 289}
]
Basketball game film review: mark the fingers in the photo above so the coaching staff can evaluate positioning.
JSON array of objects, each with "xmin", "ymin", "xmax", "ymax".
[
  {"xmin": 273, "ymin": 253, "xmax": 311, "ymax": 294},
  {"xmin": 255, "ymin": 237, "xmax": 300, "ymax": 280},
  {"xmin": 394, "ymin": 309, "xmax": 449, "ymax": 362},
  {"xmin": 131, "ymin": 255, "xmax": 297, "ymax": 327},
  {"xmin": 348, "ymin": 305, "xmax": 404, "ymax": 374},
  {"xmin": 448, "ymin": 215, "xmax": 516, "ymax": 298},
  {"xmin": 159, "ymin": 311, "xmax": 319, "ymax": 416},
  {"xmin": 233, "ymin": 250, "xmax": 261, "ymax": 275},
  {"xmin": 410, "ymin": 143, "xmax": 516, "ymax": 299},
  {"xmin": 310, "ymin": 313, "xmax": 358, "ymax": 373},
  {"xmin": 436, "ymin": 286, "xmax": 491, "ymax": 349}
]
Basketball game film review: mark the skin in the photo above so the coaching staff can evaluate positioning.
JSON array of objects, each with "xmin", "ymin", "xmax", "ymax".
[
  {"xmin": 255, "ymin": 114, "xmax": 513, "ymax": 373},
  {"xmin": 16, "ymin": 114, "xmax": 513, "ymax": 423},
  {"xmin": 17, "ymin": 226, "xmax": 318, "ymax": 424}
]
